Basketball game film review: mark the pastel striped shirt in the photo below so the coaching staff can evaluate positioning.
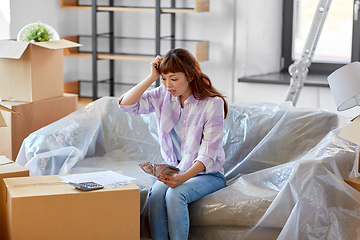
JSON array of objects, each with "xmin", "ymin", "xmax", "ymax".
[{"xmin": 118, "ymin": 84, "xmax": 225, "ymax": 174}]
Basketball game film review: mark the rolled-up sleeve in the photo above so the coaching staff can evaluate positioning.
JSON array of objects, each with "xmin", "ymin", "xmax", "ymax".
[
  {"xmin": 195, "ymin": 97, "xmax": 225, "ymax": 173},
  {"xmin": 118, "ymin": 88, "xmax": 160, "ymax": 115}
]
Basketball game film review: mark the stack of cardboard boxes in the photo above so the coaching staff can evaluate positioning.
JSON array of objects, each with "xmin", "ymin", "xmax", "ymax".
[
  {"xmin": 0, "ymin": 39, "xmax": 141, "ymax": 239},
  {"xmin": 0, "ymin": 39, "xmax": 80, "ymax": 161}
]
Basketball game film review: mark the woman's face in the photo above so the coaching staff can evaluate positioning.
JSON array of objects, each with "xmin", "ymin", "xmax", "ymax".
[{"xmin": 161, "ymin": 72, "xmax": 192, "ymax": 101}]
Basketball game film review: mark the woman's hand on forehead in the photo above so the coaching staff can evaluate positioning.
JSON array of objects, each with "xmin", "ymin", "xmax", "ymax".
[
  {"xmin": 150, "ymin": 55, "xmax": 163, "ymax": 81},
  {"xmin": 154, "ymin": 55, "xmax": 163, "ymax": 70}
]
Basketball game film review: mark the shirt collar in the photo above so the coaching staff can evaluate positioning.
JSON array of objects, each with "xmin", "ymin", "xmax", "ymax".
[
  {"xmin": 170, "ymin": 94, "xmax": 199, "ymax": 106},
  {"xmin": 185, "ymin": 94, "xmax": 199, "ymax": 105}
]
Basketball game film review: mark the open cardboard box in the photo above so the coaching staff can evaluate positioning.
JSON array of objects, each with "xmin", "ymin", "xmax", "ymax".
[
  {"xmin": 0, "ymin": 103, "xmax": 21, "ymax": 127},
  {"xmin": 3, "ymin": 172, "xmax": 140, "ymax": 240},
  {"xmin": 0, "ymin": 39, "xmax": 81, "ymax": 102}
]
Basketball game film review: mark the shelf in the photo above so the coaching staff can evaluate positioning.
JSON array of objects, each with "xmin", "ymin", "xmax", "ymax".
[
  {"xmin": 62, "ymin": 35, "xmax": 209, "ymax": 62},
  {"xmin": 64, "ymin": 80, "xmax": 139, "ymax": 103},
  {"xmin": 64, "ymin": 81, "xmax": 79, "ymax": 94},
  {"xmin": 64, "ymin": 81, "xmax": 92, "ymax": 105},
  {"xmin": 78, "ymin": 97, "xmax": 93, "ymax": 105},
  {"xmin": 238, "ymin": 72, "xmax": 330, "ymax": 88},
  {"xmin": 61, "ymin": 0, "xmax": 210, "ymax": 100},
  {"xmin": 60, "ymin": 0, "xmax": 209, "ymax": 12}
]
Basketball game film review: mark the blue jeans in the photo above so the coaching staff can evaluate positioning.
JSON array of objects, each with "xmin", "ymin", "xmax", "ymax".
[{"xmin": 148, "ymin": 172, "xmax": 226, "ymax": 240}]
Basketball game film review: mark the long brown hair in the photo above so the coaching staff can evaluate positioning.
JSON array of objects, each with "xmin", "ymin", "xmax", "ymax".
[{"xmin": 159, "ymin": 48, "xmax": 228, "ymax": 118}]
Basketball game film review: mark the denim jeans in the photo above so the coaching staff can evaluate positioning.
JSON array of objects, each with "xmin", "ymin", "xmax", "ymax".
[{"xmin": 148, "ymin": 172, "xmax": 226, "ymax": 240}]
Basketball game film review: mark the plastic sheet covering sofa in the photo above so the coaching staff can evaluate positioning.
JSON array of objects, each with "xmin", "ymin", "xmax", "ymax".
[{"xmin": 16, "ymin": 97, "xmax": 360, "ymax": 239}]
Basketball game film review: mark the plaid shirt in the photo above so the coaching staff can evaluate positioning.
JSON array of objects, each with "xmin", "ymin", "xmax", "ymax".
[{"xmin": 118, "ymin": 84, "xmax": 225, "ymax": 174}]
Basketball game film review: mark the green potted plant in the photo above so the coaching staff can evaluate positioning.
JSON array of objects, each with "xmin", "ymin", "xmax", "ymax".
[{"xmin": 19, "ymin": 21, "xmax": 54, "ymax": 42}]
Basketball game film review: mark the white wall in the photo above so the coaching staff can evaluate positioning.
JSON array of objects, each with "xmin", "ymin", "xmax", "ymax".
[
  {"xmin": 10, "ymin": 0, "xmax": 351, "ymax": 117},
  {"xmin": 71, "ymin": 0, "xmax": 240, "ymax": 99},
  {"xmin": 10, "ymin": 0, "xmax": 281, "ymax": 104},
  {"xmin": 0, "ymin": 0, "xmax": 10, "ymax": 40},
  {"xmin": 10, "ymin": 0, "xmax": 78, "ymax": 81},
  {"xmin": 235, "ymin": 0, "xmax": 283, "ymax": 78}
]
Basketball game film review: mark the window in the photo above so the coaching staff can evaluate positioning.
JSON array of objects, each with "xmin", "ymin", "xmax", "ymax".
[{"xmin": 282, "ymin": 0, "xmax": 360, "ymax": 74}]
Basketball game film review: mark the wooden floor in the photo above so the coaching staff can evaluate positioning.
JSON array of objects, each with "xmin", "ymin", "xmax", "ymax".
[{"xmin": 78, "ymin": 97, "xmax": 93, "ymax": 105}]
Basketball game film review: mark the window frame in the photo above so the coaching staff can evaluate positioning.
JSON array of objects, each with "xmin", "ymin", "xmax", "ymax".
[{"xmin": 281, "ymin": 0, "xmax": 360, "ymax": 74}]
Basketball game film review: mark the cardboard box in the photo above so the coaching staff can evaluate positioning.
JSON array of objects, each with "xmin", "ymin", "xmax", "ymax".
[
  {"xmin": 345, "ymin": 177, "xmax": 360, "ymax": 192},
  {"xmin": 0, "ymin": 94, "xmax": 78, "ymax": 160},
  {"xmin": 0, "ymin": 39, "xmax": 81, "ymax": 102},
  {"xmin": 4, "ymin": 173, "xmax": 140, "ymax": 240},
  {"xmin": 0, "ymin": 156, "xmax": 29, "ymax": 240},
  {"xmin": 337, "ymin": 116, "xmax": 360, "ymax": 172}
]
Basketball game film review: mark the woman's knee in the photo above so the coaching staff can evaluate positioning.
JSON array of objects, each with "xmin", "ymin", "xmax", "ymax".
[
  {"xmin": 165, "ymin": 187, "xmax": 186, "ymax": 204},
  {"xmin": 149, "ymin": 181, "xmax": 168, "ymax": 202}
]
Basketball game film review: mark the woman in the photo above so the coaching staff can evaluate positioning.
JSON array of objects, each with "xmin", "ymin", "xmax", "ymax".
[{"xmin": 118, "ymin": 48, "xmax": 227, "ymax": 240}]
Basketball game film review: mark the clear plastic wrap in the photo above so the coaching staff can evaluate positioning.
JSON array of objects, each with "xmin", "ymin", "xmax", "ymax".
[{"xmin": 16, "ymin": 97, "xmax": 360, "ymax": 239}]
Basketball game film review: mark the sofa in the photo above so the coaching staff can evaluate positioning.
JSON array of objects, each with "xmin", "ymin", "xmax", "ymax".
[{"xmin": 16, "ymin": 97, "xmax": 360, "ymax": 239}]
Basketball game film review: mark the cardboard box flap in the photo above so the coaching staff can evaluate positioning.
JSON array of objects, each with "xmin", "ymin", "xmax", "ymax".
[
  {"xmin": 338, "ymin": 115, "xmax": 360, "ymax": 145},
  {"xmin": 33, "ymin": 39, "xmax": 82, "ymax": 50},
  {"xmin": 0, "ymin": 156, "xmax": 28, "ymax": 174},
  {"xmin": 0, "ymin": 104, "xmax": 22, "ymax": 115},
  {"xmin": 0, "ymin": 113, "xmax": 5, "ymax": 127},
  {"xmin": 0, "ymin": 103, "xmax": 22, "ymax": 127},
  {"xmin": 0, "ymin": 41, "xmax": 29, "ymax": 59},
  {"xmin": 0, "ymin": 156, "xmax": 13, "ymax": 165}
]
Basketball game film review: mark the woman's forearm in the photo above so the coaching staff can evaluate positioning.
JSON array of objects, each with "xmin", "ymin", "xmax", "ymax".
[
  {"xmin": 181, "ymin": 160, "xmax": 205, "ymax": 182},
  {"xmin": 119, "ymin": 76, "xmax": 156, "ymax": 105}
]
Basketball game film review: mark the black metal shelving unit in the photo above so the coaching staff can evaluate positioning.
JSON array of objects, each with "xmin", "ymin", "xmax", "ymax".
[
  {"xmin": 91, "ymin": 0, "xmax": 176, "ymax": 99},
  {"xmin": 61, "ymin": 0, "xmax": 210, "ymax": 101}
]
